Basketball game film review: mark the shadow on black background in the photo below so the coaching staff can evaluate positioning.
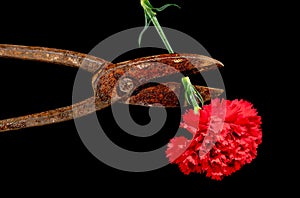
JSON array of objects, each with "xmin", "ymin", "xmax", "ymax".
[{"xmin": 0, "ymin": 0, "xmax": 282, "ymax": 196}]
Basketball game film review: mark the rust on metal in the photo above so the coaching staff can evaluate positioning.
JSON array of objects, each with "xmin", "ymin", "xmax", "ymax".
[{"xmin": 0, "ymin": 44, "xmax": 224, "ymax": 132}]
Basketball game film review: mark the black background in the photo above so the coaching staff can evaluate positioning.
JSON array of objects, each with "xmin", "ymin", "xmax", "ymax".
[{"xmin": 0, "ymin": 0, "xmax": 283, "ymax": 196}]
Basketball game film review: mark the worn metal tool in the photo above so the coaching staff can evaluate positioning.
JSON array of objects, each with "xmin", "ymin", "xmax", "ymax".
[{"xmin": 0, "ymin": 44, "xmax": 223, "ymax": 132}]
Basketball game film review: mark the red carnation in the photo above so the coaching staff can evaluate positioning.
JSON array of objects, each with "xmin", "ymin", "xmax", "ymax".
[{"xmin": 166, "ymin": 99, "xmax": 262, "ymax": 180}]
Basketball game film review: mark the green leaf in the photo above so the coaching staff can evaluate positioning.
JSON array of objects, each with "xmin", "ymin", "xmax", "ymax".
[
  {"xmin": 141, "ymin": 0, "xmax": 154, "ymax": 10},
  {"xmin": 138, "ymin": 13, "xmax": 152, "ymax": 47},
  {"xmin": 195, "ymin": 89, "xmax": 204, "ymax": 106},
  {"xmin": 139, "ymin": 0, "xmax": 176, "ymax": 53},
  {"xmin": 153, "ymin": 3, "xmax": 181, "ymax": 12},
  {"xmin": 181, "ymin": 76, "xmax": 204, "ymax": 114}
]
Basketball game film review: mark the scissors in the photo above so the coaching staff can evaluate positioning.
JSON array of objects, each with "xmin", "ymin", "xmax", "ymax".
[{"xmin": 0, "ymin": 44, "xmax": 224, "ymax": 132}]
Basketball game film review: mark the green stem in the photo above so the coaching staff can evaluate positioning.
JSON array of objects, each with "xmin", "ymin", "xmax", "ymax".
[
  {"xmin": 139, "ymin": 0, "xmax": 203, "ymax": 114},
  {"xmin": 182, "ymin": 77, "xmax": 203, "ymax": 114},
  {"xmin": 141, "ymin": 0, "xmax": 174, "ymax": 53},
  {"xmin": 147, "ymin": 14, "xmax": 174, "ymax": 53}
]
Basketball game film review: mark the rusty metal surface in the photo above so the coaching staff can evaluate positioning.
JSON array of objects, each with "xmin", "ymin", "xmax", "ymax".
[{"xmin": 0, "ymin": 44, "xmax": 223, "ymax": 132}]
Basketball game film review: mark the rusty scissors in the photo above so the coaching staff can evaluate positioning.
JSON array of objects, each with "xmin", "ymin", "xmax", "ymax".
[{"xmin": 0, "ymin": 44, "xmax": 223, "ymax": 132}]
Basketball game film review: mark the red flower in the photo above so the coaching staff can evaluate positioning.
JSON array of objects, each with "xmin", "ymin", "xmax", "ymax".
[{"xmin": 166, "ymin": 99, "xmax": 262, "ymax": 180}]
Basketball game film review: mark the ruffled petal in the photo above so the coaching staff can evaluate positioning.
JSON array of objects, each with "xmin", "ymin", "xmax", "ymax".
[{"xmin": 166, "ymin": 99, "xmax": 262, "ymax": 180}]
